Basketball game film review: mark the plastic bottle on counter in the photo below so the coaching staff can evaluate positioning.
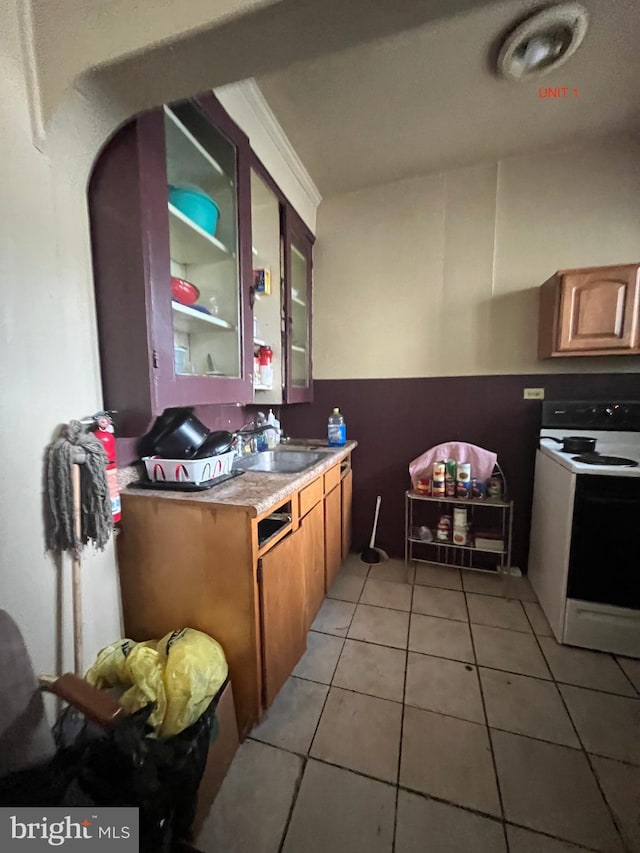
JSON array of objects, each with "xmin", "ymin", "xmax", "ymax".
[
  {"xmin": 266, "ymin": 409, "xmax": 279, "ymax": 449},
  {"xmin": 256, "ymin": 412, "xmax": 269, "ymax": 452},
  {"xmin": 328, "ymin": 407, "xmax": 346, "ymax": 446}
]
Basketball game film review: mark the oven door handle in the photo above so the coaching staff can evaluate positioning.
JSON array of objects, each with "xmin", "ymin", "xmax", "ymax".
[{"xmin": 583, "ymin": 495, "xmax": 640, "ymax": 507}]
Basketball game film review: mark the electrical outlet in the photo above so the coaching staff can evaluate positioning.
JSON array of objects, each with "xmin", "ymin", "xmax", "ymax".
[{"xmin": 523, "ymin": 387, "xmax": 545, "ymax": 400}]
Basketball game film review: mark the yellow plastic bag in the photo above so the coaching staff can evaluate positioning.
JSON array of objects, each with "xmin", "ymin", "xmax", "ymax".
[
  {"xmin": 84, "ymin": 629, "xmax": 227, "ymax": 739},
  {"xmin": 84, "ymin": 639, "xmax": 136, "ymax": 689},
  {"xmin": 157, "ymin": 628, "xmax": 228, "ymax": 739},
  {"xmin": 119, "ymin": 644, "xmax": 167, "ymax": 731}
]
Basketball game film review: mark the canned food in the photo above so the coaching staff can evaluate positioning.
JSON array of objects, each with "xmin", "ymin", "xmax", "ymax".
[
  {"xmin": 453, "ymin": 527, "xmax": 468, "ymax": 546},
  {"xmin": 471, "ymin": 479, "xmax": 486, "ymax": 500},
  {"xmin": 445, "ymin": 458, "xmax": 457, "ymax": 480},
  {"xmin": 487, "ymin": 476, "xmax": 503, "ymax": 499},
  {"xmin": 456, "ymin": 480, "xmax": 470, "ymax": 499},
  {"xmin": 432, "ymin": 479, "xmax": 446, "ymax": 497},
  {"xmin": 453, "ymin": 507, "xmax": 468, "ymax": 528},
  {"xmin": 432, "ymin": 461, "xmax": 446, "ymax": 479},
  {"xmin": 445, "ymin": 477, "xmax": 456, "ymax": 497},
  {"xmin": 416, "ymin": 478, "xmax": 432, "ymax": 495},
  {"xmin": 436, "ymin": 514, "xmax": 452, "ymax": 541},
  {"xmin": 457, "ymin": 462, "xmax": 471, "ymax": 482}
]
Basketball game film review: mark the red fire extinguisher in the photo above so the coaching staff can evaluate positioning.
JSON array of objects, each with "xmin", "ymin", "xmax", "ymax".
[{"xmin": 92, "ymin": 411, "xmax": 121, "ymax": 523}]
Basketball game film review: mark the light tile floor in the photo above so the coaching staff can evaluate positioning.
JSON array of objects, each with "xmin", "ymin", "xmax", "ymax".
[{"xmin": 198, "ymin": 557, "xmax": 640, "ymax": 853}]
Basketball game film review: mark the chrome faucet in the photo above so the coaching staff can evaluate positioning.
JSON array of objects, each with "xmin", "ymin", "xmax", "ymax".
[{"xmin": 236, "ymin": 420, "xmax": 271, "ymax": 455}]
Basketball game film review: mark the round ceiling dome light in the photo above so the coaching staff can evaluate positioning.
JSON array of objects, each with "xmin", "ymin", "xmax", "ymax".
[{"xmin": 497, "ymin": 3, "xmax": 589, "ymax": 80}]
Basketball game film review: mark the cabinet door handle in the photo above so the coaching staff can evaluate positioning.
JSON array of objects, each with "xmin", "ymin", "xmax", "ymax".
[{"xmin": 152, "ymin": 350, "xmax": 159, "ymax": 369}]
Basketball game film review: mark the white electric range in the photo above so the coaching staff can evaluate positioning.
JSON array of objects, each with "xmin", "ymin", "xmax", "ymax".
[{"xmin": 528, "ymin": 400, "xmax": 640, "ymax": 658}]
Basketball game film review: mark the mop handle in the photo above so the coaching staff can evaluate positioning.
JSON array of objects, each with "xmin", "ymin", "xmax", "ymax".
[
  {"xmin": 369, "ymin": 496, "xmax": 382, "ymax": 548},
  {"xmin": 72, "ymin": 464, "xmax": 83, "ymax": 677}
]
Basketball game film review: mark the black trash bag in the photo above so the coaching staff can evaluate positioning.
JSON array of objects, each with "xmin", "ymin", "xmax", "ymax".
[
  {"xmin": 0, "ymin": 700, "xmax": 215, "ymax": 853},
  {"xmin": 57, "ymin": 701, "xmax": 214, "ymax": 852}
]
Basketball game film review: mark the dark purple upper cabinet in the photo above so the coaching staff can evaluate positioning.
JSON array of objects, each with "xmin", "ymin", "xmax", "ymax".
[
  {"xmin": 283, "ymin": 205, "xmax": 315, "ymax": 404},
  {"xmin": 89, "ymin": 93, "xmax": 253, "ymax": 439}
]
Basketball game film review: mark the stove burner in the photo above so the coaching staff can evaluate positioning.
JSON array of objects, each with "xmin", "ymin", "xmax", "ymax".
[{"xmin": 572, "ymin": 453, "xmax": 639, "ymax": 467}]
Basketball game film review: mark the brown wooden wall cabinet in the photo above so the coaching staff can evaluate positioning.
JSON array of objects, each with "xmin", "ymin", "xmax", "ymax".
[
  {"xmin": 117, "ymin": 454, "xmax": 352, "ymax": 740},
  {"xmin": 539, "ymin": 264, "xmax": 640, "ymax": 358}
]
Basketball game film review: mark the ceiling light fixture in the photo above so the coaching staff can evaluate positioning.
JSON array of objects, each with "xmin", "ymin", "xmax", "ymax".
[{"xmin": 497, "ymin": 3, "xmax": 589, "ymax": 80}]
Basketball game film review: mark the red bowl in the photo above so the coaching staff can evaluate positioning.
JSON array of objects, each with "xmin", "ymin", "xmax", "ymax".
[{"xmin": 171, "ymin": 276, "xmax": 200, "ymax": 306}]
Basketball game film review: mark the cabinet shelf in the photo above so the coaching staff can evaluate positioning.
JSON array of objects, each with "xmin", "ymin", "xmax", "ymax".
[
  {"xmin": 164, "ymin": 106, "xmax": 230, "ymax": 189},
  {"xmin": 172, "ymin": 301, "xmax": 235, "ymax": 332},
  {"xmin": 253, "ymin": 337, "xmax": 267, "ymax": 347},
  {"xmin": 408, "ymin": 537, "xmax": 506, "ymax": 555},
  {"xmin": 292, "ymin": 295, "xmax": 306, "ymax": 307},
  {"xmin": 291, "ymin": 345, "xmax": 306, "ymax": 354},
  {"xmin": 168, "ymin": 203, "xmax": 233, "ymax": 265},
  {"xmin": 254, "ymin": 384, "xmax": 273, "ymax": 392},
  {"xmin": 407, "ymin": 491, "xmax": 511, "ymax": 508}
]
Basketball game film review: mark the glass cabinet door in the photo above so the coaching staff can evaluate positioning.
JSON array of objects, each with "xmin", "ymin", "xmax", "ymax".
[
  {"xmin": 285, "ymin": 208, "xmax": 314, "ymax": 403},
  {"xmin": 164, "ymin": 101, "xmax": 242, "ymax": 381},
  {"xmin": 250, "ymin": 166, "xmax": 283, "ymax": 404}
]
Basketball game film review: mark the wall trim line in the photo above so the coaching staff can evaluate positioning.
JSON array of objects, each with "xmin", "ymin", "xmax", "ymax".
[{"xmin": 218, "ymin": 78, "xmax": 322, "ymax": 210}]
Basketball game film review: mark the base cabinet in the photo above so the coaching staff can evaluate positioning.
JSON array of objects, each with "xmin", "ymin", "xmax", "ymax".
[
  {"xmin": 302, "ymin": 500, "xmax": 326, "ymax": 630},
  {"xmin": 117, "ymin": 451, "xmax": 354, "ymax": 739},
  {"xmin": 259, "ymin": 524, "xmax": 307, "ymax": 707},
  {"xmin": 324, "ymin": 485, "xmax": 342, "ymax": 591},
  {"xmin": 341, "ymin": 468, "xmax": 353, "ymax": 560}
]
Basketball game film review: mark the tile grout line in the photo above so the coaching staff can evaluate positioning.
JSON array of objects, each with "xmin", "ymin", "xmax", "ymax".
[
  {"xmin": 276, "ymin": 559, "xmax": 372, "ymax": 853},
  {"xmin": 276, "ymin": 752, "xmax": 307, "ymax": 853},
  {"xmin": 391, "ymin": 565, "xmax": 414, "ymax": 853},
  {"xmin": 276, "ymin": 564, "xmax": 635, "ymax": 852},
  {"xmin": 612, "ymin": 654, "xmax": 640, "ymax": 697},
  {"xmin": 274, "ymin": 676, "xmax": 640, "ymax": 760},
  {"xmin": 462, "ymin": 585, "xmax": 511, "ymax": 853},
  {"xmin": 248, "ymin": 737, "xmax": 600, "ymax": 853},
  {"xmin": 524, "ymin": 607, "xmax": 629, "ymax": 852}
]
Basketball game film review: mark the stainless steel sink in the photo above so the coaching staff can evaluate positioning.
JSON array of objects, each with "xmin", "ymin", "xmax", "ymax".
[{"xmin": 234, "ymin": 449, "xmax": 326, "ymax": 474}]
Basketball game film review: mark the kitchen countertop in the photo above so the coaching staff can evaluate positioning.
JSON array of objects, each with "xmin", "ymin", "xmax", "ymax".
[{"xmin": 123, "ymin": 440, "xmax": 357, "ymax": 517}]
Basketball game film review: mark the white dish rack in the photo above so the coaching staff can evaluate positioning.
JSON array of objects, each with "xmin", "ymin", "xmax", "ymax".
[{"xmin": 143, "ymin": 450, "xmax": 236, "ymax": 485}]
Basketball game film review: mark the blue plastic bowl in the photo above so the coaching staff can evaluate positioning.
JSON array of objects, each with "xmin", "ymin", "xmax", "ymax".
[{"xmin": 169, "ymin": 186, "xmax": 220, "ymax": 236}]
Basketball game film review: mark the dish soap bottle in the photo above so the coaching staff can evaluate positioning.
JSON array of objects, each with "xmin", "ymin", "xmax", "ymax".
[
  {"xmin": 256, "ymin": 412, "xmax": 269, "ymax": 452},
  {"xmin": 266, "ymin": 409, "xmax": 279, "ymax": 449},
  {"xmin": 328, "ymin": 407, "xmax": 346, "ymax": 447}
]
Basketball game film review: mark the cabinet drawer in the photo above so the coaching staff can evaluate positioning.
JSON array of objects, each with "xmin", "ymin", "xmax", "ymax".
[
  {"xmin": 324, "ymin": 464, "xmax": 341, "ymax": 494},
  {"xmin": 299, "ymin": 477, "xmax": 323, "ymax": 518}
]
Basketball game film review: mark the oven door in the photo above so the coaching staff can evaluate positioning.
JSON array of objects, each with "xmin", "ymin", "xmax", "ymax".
[{"xmin": 567, "ymin": 474, "xmax": 640, "ymax": 610}]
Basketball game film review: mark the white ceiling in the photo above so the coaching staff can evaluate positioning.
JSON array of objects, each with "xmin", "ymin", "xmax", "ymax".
[{"xmin": 257, "ymin": 0, "xmax": 640, "ymax": 195}]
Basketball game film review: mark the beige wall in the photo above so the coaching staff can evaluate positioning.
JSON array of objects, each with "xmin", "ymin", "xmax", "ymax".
[
  {"xmin": 313, "ymin": 135, "xmax": 640, "ymax": 379},
  {"xmin": 1, "ymin": 1, "xmax": 126, "ymax": 681},
  {"xmin": 30, "ymin": 0, "xmax": 277, "ymax": 127}
]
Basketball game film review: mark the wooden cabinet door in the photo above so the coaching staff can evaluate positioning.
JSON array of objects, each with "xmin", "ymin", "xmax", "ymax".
[
  {"xmin": 302, "ymin": 501, "xmax": 325, "ymax": 630},
  {"xmin": 341, "ymin": 469, "xmax": 353, "ymax": 560},
  {"xmin": 324, "ymin": 485, "xmax": 342, "ymax": 592},
  {"xmin": 558, "ymin": 265, "xmax": 640, "ymax": 352},
  {"xmin": 284, "ymin": 205, "xmax": 315, "ymax": 403},
  {"xmin": 259, "ymin": 526, "xmax": 307, "ymax": 707},
  {"xmin": 89, "ymin": 94, "xmax": 254, "ymax": 441}
]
